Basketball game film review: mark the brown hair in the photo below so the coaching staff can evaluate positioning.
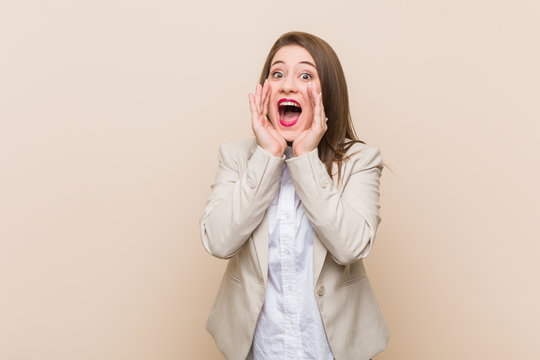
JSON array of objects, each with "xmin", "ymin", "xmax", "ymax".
[{"xmin": 259, "ymin": 31, "xmax": 371, "ymax": 184}]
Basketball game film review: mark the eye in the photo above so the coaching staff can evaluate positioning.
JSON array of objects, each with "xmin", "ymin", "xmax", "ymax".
[
  {"xmin": 299, "ymin": 72, "xmax": 313, "ymax": 80},
  {"xmin": 271, "ymin": 71, "xmax": 284, "ymax": 79}
]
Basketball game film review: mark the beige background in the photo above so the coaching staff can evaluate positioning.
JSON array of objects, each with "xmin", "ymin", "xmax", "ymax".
[{"xmin": 1, "ymin": 0, "xmax": 539, "ymax": 359}]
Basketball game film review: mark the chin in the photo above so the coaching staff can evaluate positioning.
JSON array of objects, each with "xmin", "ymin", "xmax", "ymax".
[{"xmin": 279, "ymin": 129, "xmax": 301, "ymax": 143}]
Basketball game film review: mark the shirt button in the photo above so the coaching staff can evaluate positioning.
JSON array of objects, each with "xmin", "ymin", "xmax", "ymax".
[
  {"xmin": 320, "ymin": 179, "xmax": 329, "ymax": 189},
  {"xmin": 317, "ymin": 284, "xmax": 325, "ymax": 296},
  {"xmin": 247, "ymin": 176, "xmax": 257, "ymax": 188}
]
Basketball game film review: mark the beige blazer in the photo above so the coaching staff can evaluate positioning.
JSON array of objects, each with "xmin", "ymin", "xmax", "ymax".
[{"xmin": 199, "ymin": 137, "xmax": 390, "ymax": 360}]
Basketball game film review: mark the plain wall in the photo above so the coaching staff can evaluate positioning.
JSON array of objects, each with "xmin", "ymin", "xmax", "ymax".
[{"xmin": 1, "ymin": 0, "xmax": 539, "ymax": 359}]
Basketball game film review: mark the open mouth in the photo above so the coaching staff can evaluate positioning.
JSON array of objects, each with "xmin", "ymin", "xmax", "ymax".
[{"xmin": 278, "ymin": 98, "xmax": 302, "ymax": 127}]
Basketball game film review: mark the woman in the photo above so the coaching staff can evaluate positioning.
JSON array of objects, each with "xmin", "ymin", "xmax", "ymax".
[{"xmin": 200, "ymin": 31, "xmax": 390, "ymax": 360}]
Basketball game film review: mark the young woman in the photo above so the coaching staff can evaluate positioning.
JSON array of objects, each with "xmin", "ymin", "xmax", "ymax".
[{"xmin": 200, "ymin": 31, "xmax": 390, "ymax": 360}]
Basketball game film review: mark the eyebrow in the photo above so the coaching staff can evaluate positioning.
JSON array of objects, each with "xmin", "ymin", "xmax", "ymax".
[{"xmin": 270, "ymin": 60, "xmax": 317, "ymax": 68}]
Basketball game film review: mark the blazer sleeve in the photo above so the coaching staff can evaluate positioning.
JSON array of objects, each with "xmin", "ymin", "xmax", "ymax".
[
  {"xmin": 285, "ymin": 145, "xmax": 384, "ymax": 265},
  {"xmin": 199, "ymin": 142, "xmax": 285, "ymax": 259}
]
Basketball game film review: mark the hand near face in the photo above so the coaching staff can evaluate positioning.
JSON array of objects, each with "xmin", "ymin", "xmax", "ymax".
[
  {"xmin": 249, "ymin": 81, "xmax": 287, "ymax": 158},
  {"xmin": 292, "ymin": 82, "xmax": 328, "ymax": 157}
]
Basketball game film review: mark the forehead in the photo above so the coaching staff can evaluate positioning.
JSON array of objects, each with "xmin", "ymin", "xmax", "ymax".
[{"xmin": 270, "ymin": 45, "xmax": 315, "ymax": 67}]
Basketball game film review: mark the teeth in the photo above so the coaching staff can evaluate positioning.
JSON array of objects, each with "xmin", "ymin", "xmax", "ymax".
[{"xmin": 280, "ymin": 101, "xmax": 300, "ymax": 107}]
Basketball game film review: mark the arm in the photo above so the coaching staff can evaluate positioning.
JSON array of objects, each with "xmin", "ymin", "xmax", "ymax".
[
  {"xmin": 285, "ymin": 145, "xmax": 384, "ymax": 265},
  {"xmin": 199, "ymin": 141, "xmax": 285, "ymax": 259}
]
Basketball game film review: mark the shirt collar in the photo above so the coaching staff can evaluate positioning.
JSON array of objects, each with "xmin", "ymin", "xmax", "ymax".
[{"xmin": 284, "ymin": 146, "xmax": 294, "ymax": 159}]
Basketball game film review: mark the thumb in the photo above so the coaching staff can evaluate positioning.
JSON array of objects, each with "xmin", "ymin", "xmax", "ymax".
[{"xmin": 294, "ymin": 131, "xmax": 308, "ymax": 146}]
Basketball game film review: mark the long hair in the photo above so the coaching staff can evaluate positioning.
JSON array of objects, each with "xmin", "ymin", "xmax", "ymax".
[{"xmin": 259, "ymin": 31, "xmax": 369, "ymax": 184}]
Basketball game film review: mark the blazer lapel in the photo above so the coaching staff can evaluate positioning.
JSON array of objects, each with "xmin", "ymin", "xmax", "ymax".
[
  {"xmin": 252, "ymin": 211, "xmax": 269, "ymax": 285},
  {"xmin": 247, "ymin": 140, "xmax": 269, "ymax": 285}
]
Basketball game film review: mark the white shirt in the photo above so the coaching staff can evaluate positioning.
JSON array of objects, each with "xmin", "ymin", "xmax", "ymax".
[{"xmin": 248, "ymin": 146, "xmax": 334, "ymax": 360}]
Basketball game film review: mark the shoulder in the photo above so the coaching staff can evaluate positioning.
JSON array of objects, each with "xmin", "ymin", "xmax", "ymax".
[
  {"xmin": 217, "ymin": 137, "xmax": 259, "ymax": 165},
  {"xmin": 343, "ymin": 139, "xmax": 384, "ymax": 170},
  {"xmin": 219, "ymin": 137, "xmax": 257, "ymax": 155}
]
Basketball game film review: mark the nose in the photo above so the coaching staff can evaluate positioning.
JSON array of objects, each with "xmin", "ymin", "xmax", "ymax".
[{"xmin": 280, "ymin": 75, "xmax": 299, "ymax": 94}]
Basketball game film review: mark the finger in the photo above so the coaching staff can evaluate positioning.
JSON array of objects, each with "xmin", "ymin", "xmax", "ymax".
[
  {"xmin": 254, "ymin": 83, "xmax": 262, "ymax": 114},
  {"xmin": 261, "ymin": 79, "xmax": 268, "ymax": 99},
  {"xmin": 249, "ymin": 93, "xmax": 260, "ymax": 124},
  {"xmin": 311, "ymin": 85, "xmax": 321, "ymax": 127},
  {"xmin": 256, "ymin": 83, "xmax": 264, "ymax": 114},
  {"xmin": 321, "ymin": 95, "xmax": 328, "ymax": 124},
  {"xmin": 313, "ymin": 91, "xmax": 322, "ymax": 128},
  {"xmin": 307, "ymin": 82, "xmax": 316, "ymax": 108},
  {"xmin": 261, "ymin": 80, "xmax": 268, "ymax": 112},
  {"xmin": 262, "ymin": 84, "xmax": 271, "ymax": 118},
  {"xmin": 320, "ymin": 97, "xmax": 326, "ymax": 126},
  {"xmin": 319, "ymin": 93, "xmax": 325, "ymax": 128},
  {"xmin": 312, "ymin": 82, "xmax": 320, "ymax": 108},
  {"xmin": 293, "ymin": 130, "xmax": 309, "ymax": 150},
  {"xmin": 248, "ymin": 92, "xmax": 256, "ymax": 116}
]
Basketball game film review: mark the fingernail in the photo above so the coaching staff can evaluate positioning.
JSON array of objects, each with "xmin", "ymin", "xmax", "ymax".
[
  {"xmin": 264, "ymin": 79, "xmax": 267, "ymax": 85},
  {"xmin": 309, "ymin": 81, "xmax": 312, "ymax": 87}
]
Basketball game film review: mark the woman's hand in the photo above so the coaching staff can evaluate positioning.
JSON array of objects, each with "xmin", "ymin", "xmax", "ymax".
[
  {"xmin": 249, "ymin": 80, "xmax": 287, "ymax": 158},
  {"xmin": 292, "ymin": 82, "xmax": 328, "ymax": 157}
]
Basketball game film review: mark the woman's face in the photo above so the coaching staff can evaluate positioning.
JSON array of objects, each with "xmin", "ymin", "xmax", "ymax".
[{"xmin": 266, "ymin": 45, "xmax": 322, "ymax": 143}]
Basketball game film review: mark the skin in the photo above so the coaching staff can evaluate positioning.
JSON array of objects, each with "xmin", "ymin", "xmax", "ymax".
[{"xmin": 248, "ymin": 45, "xmax": 328, "ymax": 158}]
